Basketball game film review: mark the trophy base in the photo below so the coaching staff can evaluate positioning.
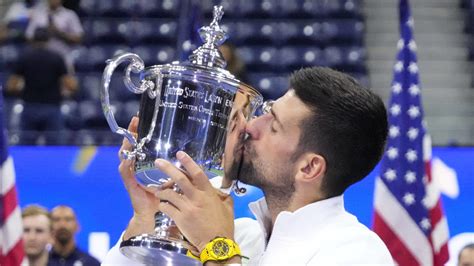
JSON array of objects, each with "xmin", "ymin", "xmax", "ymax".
[{"xmin": 120, "ymin": 234, "xmax": 201, "ymax": 265}]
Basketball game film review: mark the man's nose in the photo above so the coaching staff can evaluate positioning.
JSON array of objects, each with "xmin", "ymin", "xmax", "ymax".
[{"xmin": 245, "ymin": 115, "xmax": 268, "ymax": 140}]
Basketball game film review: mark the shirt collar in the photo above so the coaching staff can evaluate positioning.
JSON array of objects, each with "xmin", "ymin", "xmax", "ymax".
[{"xmin": 249, "ymin": 195, "xmax": 345, "ymax": 243}]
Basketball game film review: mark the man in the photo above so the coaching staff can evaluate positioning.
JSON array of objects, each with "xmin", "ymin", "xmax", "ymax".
[
  {"xmin": 105, "ymin": 67, "xmax": 393, "ymax": 265},
  {"xmin": 22, "ymin": 205, "xmax": 52, "ymax": 266},
  {"xmin": 25, "ymin": 0, "xmax": 83, "ymax": 73},
  {"xmin": 459, "ymin": 243, "xmax": 474, "ymax": 266},
  {"xmin": 48, "ymin": 205, "xmax": 100, "ymax": 266},
  {"xmin": 6, "ymin": 27, "xmax": 77, "ymax": 144}
]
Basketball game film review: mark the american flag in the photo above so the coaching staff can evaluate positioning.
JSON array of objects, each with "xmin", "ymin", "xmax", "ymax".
[
  {"xmin": 0, "ymin": 90, "xmax": 25, "ymax": 265},
  {"xmin": 372, "ymin": 0, "xmax": 450, "ymax": 265}
]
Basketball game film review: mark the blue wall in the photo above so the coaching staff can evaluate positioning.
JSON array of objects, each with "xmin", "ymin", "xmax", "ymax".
[{"xmin": 10, "ymin": 146, "xmax": 474, "ymax": 252}]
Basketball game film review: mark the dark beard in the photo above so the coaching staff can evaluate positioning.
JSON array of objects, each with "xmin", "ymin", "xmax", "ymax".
[
  {"xmin": 239, "ymin": 144, "xmax": 295, "ymax": 203},
  {"xmin": 55, "ymin": 228, "xmax": 72, "ymax": 246}
]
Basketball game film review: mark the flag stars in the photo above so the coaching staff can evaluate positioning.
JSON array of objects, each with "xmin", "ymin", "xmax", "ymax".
[
  {"xmin": 407, "ymin": 105, "xmax": 420, "ymax": 119},
  {"xmin": 405, "ymin": 149, "xmax": 418, "ymax": 162},
  {"xmin": 386, "ymin": 147, "xmax": 399, "ymax": 159},
  {"xmin": 408, "ymin": 62, "xmax": 419, "ymax": 74},
  {"xmin": 397, "ymin": 39, "xmax": 404, "ymax": 50},
  {"xmin": 407, "ymin": 17, "xmax": 414, "ymax": 28},
  {"xmin": 394, "ymin": 61, "xmax": 403, "ymax": 72},
  {"xmin": 389, "ymin": 126, "xmax": 400, "ymax": 138},
  {"xmin": 404, "ymin": 171, "xmax": 417, "ymax": 183},
  {"xmin": 407, "ymin": 127, "xmax": 419, "ymax": 140},
  {"xmin": 390, "ymin": 104, "xmax": 401, "ymax": 116},
  {"xmin": 420, "ymin": 218, "xmax": 431, "ymax": 230},
  {"xmin": 392, "ymin": 83, "xmax": 402, "ymax": 94},
  {"xmin": 409, "ymin": 84, "xmax": 420, "ymax": 96},
  {"xmin": 403, "ymin": 193, "xmax": 416, "ymax": 206},
  {"xmin": 408, "ymin": 40, "xmax": 417, "ymax": 51},
  {"xmin": 384, "ymin": 169, "xmax": 397, "ymax": 181}
]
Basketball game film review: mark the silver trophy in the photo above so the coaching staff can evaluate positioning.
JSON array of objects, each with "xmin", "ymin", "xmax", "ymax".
[{"xmin": 100, "ymin": 6, "xmax": 263, "ymax": 265}]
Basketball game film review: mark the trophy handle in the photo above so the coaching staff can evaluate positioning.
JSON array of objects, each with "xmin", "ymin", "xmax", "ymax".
[{"xmin": 101, "ymin": 52, "xmax": 162, "ymax": 160}]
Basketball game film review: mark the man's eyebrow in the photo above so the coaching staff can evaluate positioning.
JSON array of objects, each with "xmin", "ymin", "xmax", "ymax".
[{"xmin": 270, "ymin": 106, "xmax": 282, "ymax": 127}]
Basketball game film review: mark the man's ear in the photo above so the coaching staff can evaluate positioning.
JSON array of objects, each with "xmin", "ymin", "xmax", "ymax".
[{"xmin": 295, "ymin": 153, "xmax": 326, "ymax": 184}]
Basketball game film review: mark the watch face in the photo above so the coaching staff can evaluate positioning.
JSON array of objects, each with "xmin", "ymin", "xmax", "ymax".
[{"xmin": 212, "ymin": 239, "xmax": 230, "ymax": 257}]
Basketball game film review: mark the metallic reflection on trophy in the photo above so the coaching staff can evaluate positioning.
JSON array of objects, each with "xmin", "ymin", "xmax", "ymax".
[{"xmin": 100, "ymin": 6, "xmax": 263, "ymax": 265}]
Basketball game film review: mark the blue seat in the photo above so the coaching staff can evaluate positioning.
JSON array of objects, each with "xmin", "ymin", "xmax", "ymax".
[
  {"xmin": 322, "ymin": 19, "xmax": 364, "ymax": 45},
  {"xmin": 121, "ymin": 20, "xmax": 178, "ymax": 45},
  {"xmin": 327, "ymin": 0, "xmax": 362, "ymax": 18},
  {"xmin": 96, "ymin": 0, "xmax": 135, "ymax": 17},
  {"xmin": 132, "ymin": 45, "xmax": 176, "ymax": 66},
  {"xmin": 323, "ymin": 46, "xmax": 344, "ymax": 68},
  {"xmin": 279, "ymin": 22, "xmax": 319, "ymax": 45},
  {"xmin": 247, "ymin": 73, "xmax": 288, "ymax": 100},
  {"xmin": 78, "ymin": 0, "xmax": 96, "ymax": 16},
  {"xmin": 71, "ymin": 46, "xmax": 92, "ymax": 71},
  {"xmin": 3, "ymin": 99, "xmax": 23, "ymax": 132},
  {"xmin": 61, "ymin": 100, "xmax": 81, "ymax": 130},
  {"xmin": 88, "ymin": 19, "xmax": 124, "ymax": 44},
  {"xmin": 280, "ymin": 0, "xmax": 322, "ymax": 18},
  {"xmin": 342, "ymin": 46, "xmax": 367, "ymax": 73},
  {"xmin": 239, "ymin": 0, "xmax": 279, "ymax": 18},
  {"xmin": 77, "ymin": 72, "xmax": 102, "ymax": 101},
  {"xmin": 116, "ymin": 100, "xmax": 140, "ymax": 126},
  {"xmin": 0, "ymin": 44, "xmax": 24, "ymax": 71},
  {"xmin": 234, "ymin": 22, "xmax": 277, "ymax": 45},
  {"xmin": 87, "ymin": 45, "xmax": 131, "ymax": 70},
  {"xmin": 136, "ymin": 0, "xmax": 181, "ymax": 18},
  {"xmin": 79, "ymin": 100, "xmax": 110, "ymax": 129},
  {"xmin": 238, "ymin": 46, "xmax": 279, "ymax": 72}
]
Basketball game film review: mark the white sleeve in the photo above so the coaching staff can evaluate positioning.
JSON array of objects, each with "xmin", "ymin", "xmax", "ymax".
[
  {"xmin": 234, "ymin": 217, "xmax": 265, "ymax": 265},
  {"xmin": 101, "ymin": 233, "xmax": 145, "ymax": 266}
]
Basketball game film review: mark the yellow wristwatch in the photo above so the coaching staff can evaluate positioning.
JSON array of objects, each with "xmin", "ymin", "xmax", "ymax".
[{"xmin": 200, "ymin": 237, "xmax": 241, "ymax": 263}]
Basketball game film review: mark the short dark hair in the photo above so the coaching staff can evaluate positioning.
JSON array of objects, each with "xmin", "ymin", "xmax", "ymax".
[{"xmin": 290, "ymin": 67, "xmax": 388, "ymax": 197}]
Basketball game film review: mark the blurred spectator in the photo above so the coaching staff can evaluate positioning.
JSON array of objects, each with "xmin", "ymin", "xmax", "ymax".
[
  {"xmin": 6, "ymin": 27, "xmax": 77, "ymax": 145},
  {"xmin": 25, "ymin": 0, "xmax": 84, "ymax": 73},
  {"xmin": 49, "ymin": 205, "xmax": 100, "ymax": 266},
  {"xmin": 22, "ymin": 204, "xmax": 52, "ymax": 266},
  {"xmin": 0, "ymin": 0, "xmax": 39, "ymax": 43},
  {"xmin": 219, "ymin": 42, "xmax": 249, "ymax": 83},
  {"xmin": 459, "ymin": 243, "xmax": 474, "ymax": 266}
]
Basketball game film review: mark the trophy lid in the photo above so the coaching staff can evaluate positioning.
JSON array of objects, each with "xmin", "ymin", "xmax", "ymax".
[{"xmin": 188, "ymin": 5, "xmax": 228, "ymax": 69}]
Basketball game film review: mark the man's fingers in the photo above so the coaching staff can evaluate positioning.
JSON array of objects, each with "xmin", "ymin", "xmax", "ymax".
[
  {"xmin": 128, "ymin": 116, "xmax": 139, "ymax": 132},
  {"xmin": 155, "ymin": 188, "xmax": 186, "ymax": 211},
  {"xmin": 176, "ymin": 151, "xmax": 213, "ymax": 191},
  {"xmin": 155, "ymin": 159, "xmax": 196, "ymax": 199},
  {"xmin": 158, "ymin": 201, "xmax": 181, "ymax": 224},
  {"xmin": 118, "ymin": 116, "xmax": 139, "ymax": 160}
]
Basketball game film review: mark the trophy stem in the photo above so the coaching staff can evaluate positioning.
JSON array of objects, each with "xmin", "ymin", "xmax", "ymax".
[{"xmin": 119, "ymin": 212, "xmax": 200, "ymax": 265}]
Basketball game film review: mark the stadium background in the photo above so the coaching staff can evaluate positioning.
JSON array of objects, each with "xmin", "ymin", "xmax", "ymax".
[{"xmin": 1, "ymin": 0, "xmax": 473, "ymax": 264}]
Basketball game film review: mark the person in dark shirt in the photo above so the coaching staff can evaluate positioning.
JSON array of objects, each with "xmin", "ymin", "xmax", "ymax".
[
  {"xmin": 48, "ymin": 205, "xmax": 100, "ymax": 266},
  {"xmin": 6, "ymin": 27, "xmax": 77, "ymax": 144}
]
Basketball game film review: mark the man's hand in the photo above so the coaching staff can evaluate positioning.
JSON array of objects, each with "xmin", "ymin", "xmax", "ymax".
[
  {"xmin": 119, "ymin": 117, "xmax": 160, "ymax": 239},
  {"xmin": 154, "ymin": 151, "xmax": 235, "ymax": 252}
]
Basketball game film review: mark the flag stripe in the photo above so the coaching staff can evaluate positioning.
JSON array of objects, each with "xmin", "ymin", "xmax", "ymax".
[
  {"xmin": 2, "ymin": 239, "xmax": 24, "ymax": 266},
  {"xmin": 431, "ymin": 216, "xmax": 449, "ymax": 253},
  {"xmin": 2, "ymin": 186, "xmax": 19, "ymax": 226},
  {"xmin": 373, "ymin": 212, "xmax": 419, "ymax": 265},
  {"xmin": 0, "ymin": 157, "xmax": 16, "ymax": 196},
  {"xmin": 1, "ymin": 206, "xmax": 23, "ymax": 253},
  {"xmin": 374, "ymin": 178, "xmax": 433, "ymax": 265}
]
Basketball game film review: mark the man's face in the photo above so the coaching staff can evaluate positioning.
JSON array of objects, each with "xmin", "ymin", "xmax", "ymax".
[
  {"xmin": 223, "ymin": 92, "xmax": 250, "ymax": 184},
  {"xmin": 459, "ymin": 248, "xmax": 474, "ymax": 266},
  {"xmin": 51, "ymin": 207, "xmax": 78, "ymax": 245},
  {"xmin": 238, "ymin": 90, "xmax": 311, "ymax": 197},
  {"xmin": 23, "ymin": 214, "xmax": 51, "ymax": 258}
]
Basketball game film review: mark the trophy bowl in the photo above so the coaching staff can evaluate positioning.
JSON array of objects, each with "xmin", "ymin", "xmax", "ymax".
[{"xmin": 100, "ymin": 6, "xmax": 262, "ymax": 265}]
